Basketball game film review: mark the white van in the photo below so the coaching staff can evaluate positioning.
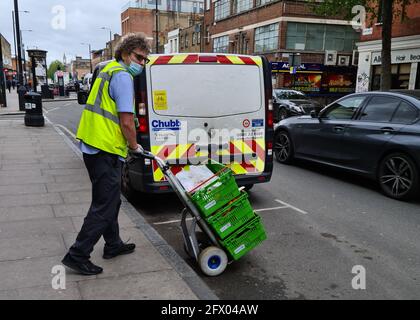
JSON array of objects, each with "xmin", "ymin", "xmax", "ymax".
[{"xmin": 123, "ymin": 53, "xmax": 274, "ymax": 196}]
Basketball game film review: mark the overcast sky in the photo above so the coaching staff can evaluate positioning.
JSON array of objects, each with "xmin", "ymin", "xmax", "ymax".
[{"xmin": 1, "ymin": 0, "xmax": 128, "ymax": 66}]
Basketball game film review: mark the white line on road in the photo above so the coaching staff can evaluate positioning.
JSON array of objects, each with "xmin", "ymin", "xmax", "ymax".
[
  {"xmin": 54, "ymin": 124, "xmax": 76, "ymax": 140},
  {"xmin": 154, "ymin": 218, "xmax": 193, "ymax": 225},
  {"xmin": 47, "ymin": 107, "xmax": 61, "ymax": 112},
  {"xmin": 255, "ymin": 206, "xmax": 288, "ymax": 212},
  {"xmin": 275, "ymin": 199, "xmax": 308, "ymax": 215}
]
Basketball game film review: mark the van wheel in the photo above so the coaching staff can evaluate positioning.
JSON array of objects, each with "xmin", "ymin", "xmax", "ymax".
[
  {"xmin": 274, "ymin": 131, "xmax": 294, "ymax": 164},
  {"xmin": 378, "ymin": 153, "xmax": 419, "ymax": 200},
  {"xmin": 122, "ymin": 163, "xmax": 137, "ymax": 202}
]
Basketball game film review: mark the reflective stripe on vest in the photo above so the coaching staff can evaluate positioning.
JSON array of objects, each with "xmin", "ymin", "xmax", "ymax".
[{"xmin": 76, "ymin": 61, "xmax": 131, "ymax": 158}]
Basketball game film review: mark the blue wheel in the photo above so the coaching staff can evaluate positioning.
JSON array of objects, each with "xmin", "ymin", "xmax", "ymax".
[{"xmin": 198, "ymin": 246, "xmax": 228, "ymax": 276}]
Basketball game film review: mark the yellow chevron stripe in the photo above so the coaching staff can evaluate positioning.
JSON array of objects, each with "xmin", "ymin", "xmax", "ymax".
[
  {"xmin": 225, "ymin": 55, "xmax": 245, "ymax": 65},
  {"xmin": 148, "ymin": 56, "xmax": 159, "ymax": 65},
  {"xmin": 169, "ymin": 54, "xmax": 188, "ymax": 64},
  {"xmin": 228, "ymin": 163, "xmax": 248, "ymax": 175},
  {"xmin": 251, "ymin": 56, "xmax": 263, "ymax": 67}
]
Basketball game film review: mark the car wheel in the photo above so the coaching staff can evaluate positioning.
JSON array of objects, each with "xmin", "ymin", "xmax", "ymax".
[
  {"xmin": 274, "ymin": 131, "xmax": 294, "ymax": 164},
  {"xmin": 278, "ymin": 108, "xmax": 289, "ymax": 121},
  {"xmin": 378, "ymin": 153, "xmax": 419, "ymax": 200}
]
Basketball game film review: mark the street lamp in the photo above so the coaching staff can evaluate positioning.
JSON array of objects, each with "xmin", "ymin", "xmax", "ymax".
[
  {"xmin": 12, "ymin": 10, "xmax": 29, "ymax": 77},
  {"xmin": 20, "ymin": 29, "xmax": 32, "ymax": 85},
  {"xmin": 100, "ymin": 27, "xmax": 112, "ymax": 60},
  {"xmin": 81, "ymin": 43, "xmax": 93, "ymax": 73}
]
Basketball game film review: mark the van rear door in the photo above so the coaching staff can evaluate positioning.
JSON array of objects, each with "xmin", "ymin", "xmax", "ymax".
[{"xmin": 146, "ymin": 54, "xmax": 267, "ymax": 182}]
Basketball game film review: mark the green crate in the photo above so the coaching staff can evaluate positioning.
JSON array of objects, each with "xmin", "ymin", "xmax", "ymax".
[
  {"xmin": 206, "ymin": 191, "xmax": 255, "ymax": 239},
  {"xmin": 190, "ymin": 162, "xmax": 240, "ymax": 217},
  {"xmin": 220, "ymin": 215, "xmax": 267, "ymax": 261}
]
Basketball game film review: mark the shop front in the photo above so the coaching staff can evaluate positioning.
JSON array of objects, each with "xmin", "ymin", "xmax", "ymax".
[
  {"xmin": 271, "ymin": 62, "xmax": 356, "ymax": 105},
  {"xmin": 356, "ymin": 35, "xmax": 420, "ymax": 92}
]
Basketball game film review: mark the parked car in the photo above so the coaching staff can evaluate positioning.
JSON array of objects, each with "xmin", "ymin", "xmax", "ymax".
[
  {"xmin": 274, "ymin": 91, "xmax": 420, "ymax": 200},
  {"xmin": 65, "ymin": 81, "xmax": 76, "ymax": 92},
  {"xmin": 273, "ymin": 89, "xmax": 323, "ymax": 122}
]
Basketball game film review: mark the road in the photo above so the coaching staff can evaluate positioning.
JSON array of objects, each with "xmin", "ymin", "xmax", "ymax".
[{"xmin": 44, "ymin": 100, "xmax": 420, "ymax": 300}]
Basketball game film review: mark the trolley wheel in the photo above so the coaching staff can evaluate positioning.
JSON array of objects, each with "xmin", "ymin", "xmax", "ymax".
[{"xmin": 198, "ymin": 246, "xmax": 228, "ymax": 277}]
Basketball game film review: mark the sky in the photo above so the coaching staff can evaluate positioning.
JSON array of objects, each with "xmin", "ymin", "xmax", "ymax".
[{"xmin": 1, "ymin": 0, "xmax": 129, "ymax": 66}]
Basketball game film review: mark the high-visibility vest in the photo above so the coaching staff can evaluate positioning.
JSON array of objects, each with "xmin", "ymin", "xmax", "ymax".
[{"xmin": 76, "ymin": 61, "xmax": 132, "ymax": 158}]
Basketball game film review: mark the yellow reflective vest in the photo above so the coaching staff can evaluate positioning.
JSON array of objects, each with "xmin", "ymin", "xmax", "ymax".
[{"xmin": 76, "ymin": 61, "xmax": 132, "ymax": 158}]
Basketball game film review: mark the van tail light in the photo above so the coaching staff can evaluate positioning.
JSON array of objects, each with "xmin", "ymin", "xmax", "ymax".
[
  {"xmin": 137, "ymin": 102, "xmax": 149, "ymax": 133},
  {"xmin": 267, "ymin": 109, "xmax": 274, "ymax": 128}
]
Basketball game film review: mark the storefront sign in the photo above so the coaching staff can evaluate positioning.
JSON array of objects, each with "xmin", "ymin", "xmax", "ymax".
[
  {"xmin": 372, "ymin": 48, "xmax": 420, "ymax": 65},
  {"xmin": 322, "ymin": 74, "xmax": 355, "ymax": 93},
  {"xmin": 270, "ymin": 62, "xmax": 323, "ymax": 73}
]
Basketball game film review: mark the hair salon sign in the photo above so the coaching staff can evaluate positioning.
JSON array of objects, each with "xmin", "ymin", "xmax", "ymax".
[{"xmin": 372, "ymin": 48, "xmax": 420, "ymax": 65}]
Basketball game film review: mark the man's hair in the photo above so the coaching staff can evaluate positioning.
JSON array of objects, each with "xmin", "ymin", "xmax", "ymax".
[{"xmin": 114, "ymin": 33, "xmax": 151, "ymax": 61}]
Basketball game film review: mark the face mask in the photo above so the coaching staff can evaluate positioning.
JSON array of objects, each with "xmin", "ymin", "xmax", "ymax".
[{"xmin": 127, "ymin": 60, "xmax": 143, "ymax": 76}]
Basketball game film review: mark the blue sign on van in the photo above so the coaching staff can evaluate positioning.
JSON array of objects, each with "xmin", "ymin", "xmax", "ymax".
[
  {"xmin": 152, "ymin": 119, "xmax": 181, "ymax": 131},
  {"xmin": 252, "ymin": 119, "xmax": 264, "ymax": 127}
]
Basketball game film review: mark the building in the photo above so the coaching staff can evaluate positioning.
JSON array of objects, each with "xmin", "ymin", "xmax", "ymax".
[
  {"xmin": 71, "ymin": 56, "xmax": 91, "ymax": 80},
  {"xmin": 1, "ymin": 35, "xmax": 13, "ymax": 81},
  {"xmin": 104, "ymin": 34, "xmax": 122, "ymax": 60},
  {"xmin": 203, "ymin": 0, "xmax": 360, "ymax": 104},
  {"xmin": 356, "ymin": 2, "xmax": 420, "ymax": 92},
  {"xmin": 165, "ymin": 28, "xmax": 180, "ymax": 53},
  {"xmin": 121, "ymin": 0, "xmax": 204, "ymax": 52},
  {"xmin": 179, "ymin": 21, "xmax": 202, "ymax": 52}
]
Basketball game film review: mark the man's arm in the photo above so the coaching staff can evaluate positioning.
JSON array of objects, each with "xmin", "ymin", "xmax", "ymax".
[{"xmin": 119, "ymin": 112, "xmax": 138, "ymax": 150}]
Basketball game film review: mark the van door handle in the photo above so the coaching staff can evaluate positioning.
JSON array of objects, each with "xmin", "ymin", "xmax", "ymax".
[
  {"xmin": 381, "ymin": 127, "xmax": 395, "ymax": 134},
  {"xmin": 333, "ymin": 126, "xmax": 344, "ymax": 132}
]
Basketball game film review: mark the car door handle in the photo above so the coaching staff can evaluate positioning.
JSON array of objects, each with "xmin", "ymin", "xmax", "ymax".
[
  {"xmin": 334, "ymin": 126, "xmax": 345, "ymax": 132},
  {"xmin": 381, "ymin": 127, "xmax": 395, "ymax": 134}
]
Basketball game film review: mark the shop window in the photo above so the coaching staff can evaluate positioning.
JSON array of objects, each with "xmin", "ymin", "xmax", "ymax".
[{"xmin": 372, "ymin": 64, "xmax": 411, "ymax": 90}]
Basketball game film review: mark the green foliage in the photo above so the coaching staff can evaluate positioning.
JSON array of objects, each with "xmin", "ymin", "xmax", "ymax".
[{"xmin": 47, "ymin": 60, "xmax": 65, "ymax": 81}]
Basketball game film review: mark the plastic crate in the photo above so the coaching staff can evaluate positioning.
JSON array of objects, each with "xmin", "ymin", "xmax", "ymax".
[
  {"xmin": 206, "ymin": 191, "xmax": 255, "ymax": 239},
  {"xmin": 220, "ymin": 215, "xmax": 267, "ymax": 261},
  {"xmin": 190, "ymin": 162, "xmax": 240, "ymax": 217}
]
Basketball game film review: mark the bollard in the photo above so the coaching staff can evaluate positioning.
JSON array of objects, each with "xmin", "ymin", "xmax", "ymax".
[{"xmin": 24, "ymin": 92, "xmax": 44, "ymax": 127}]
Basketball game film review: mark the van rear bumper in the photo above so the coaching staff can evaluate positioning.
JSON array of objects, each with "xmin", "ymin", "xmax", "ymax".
[{"xmin": 129, "ymin": 162, "xmax": 273, "ymax": 194}]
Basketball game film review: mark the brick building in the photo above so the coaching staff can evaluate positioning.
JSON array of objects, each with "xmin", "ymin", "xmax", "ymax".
[
  {"xmin": 70, "ymin": 56, "xmax": 91, "ymax": 80},
  {"xmin": 1, "ymin": 35, "xmax": 13, "ymax": 81},
  {"xmin": 203, "ymin": 0, "xmax": 360, "ymax": 103},
  {"xmin": 356, "ymin": 2, "xmax": 420, "ymax": 92},
  {"xmin": 121, "ymin": 0, "xmax": 204, "ymax": 53}
]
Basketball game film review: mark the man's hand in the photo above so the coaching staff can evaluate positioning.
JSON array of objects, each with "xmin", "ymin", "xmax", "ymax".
[{"xmin": 129, "ymin": 144, "xmax": 144, "ymax": 154}]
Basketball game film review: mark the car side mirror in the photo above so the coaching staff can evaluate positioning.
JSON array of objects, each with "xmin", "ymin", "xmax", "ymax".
[
  {"xmin": 310, "ymin": 110, "xmax": 317, "ymax": 118},
  {"xmin": 77, "ymin": 91, "xmax": 88, "ymax": 105}
]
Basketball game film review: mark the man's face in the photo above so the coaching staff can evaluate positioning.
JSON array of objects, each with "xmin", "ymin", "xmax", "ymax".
[{"xmin": 129, "ymin": 49, "xmax": 149, "ymax": 66}]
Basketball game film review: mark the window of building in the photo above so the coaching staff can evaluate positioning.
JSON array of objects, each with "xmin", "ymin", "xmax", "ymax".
[
  {"xmin": 286, "ymin": 22, "xmax": 359, "ymax": 52},
  {"xmin": 193, "ymin": 33, "xmax": 197, "ymax": 45},
  {"xmin": 206, "ymin": 0, "xmax": 210, "ymax": 11},
  {"xmin": 185, "ymin": 33, "xmax": 189, "ymax": 48},
  {"xmin": 371, "ymin": 64, "xmax": 411, "ymax": 91},
  {"xmin": 256, "ymin": 0, "xmax": 273, "ymax": 5},
  {"xmin": 213, "ymin": 35, "xmax": 229, "ymax": 53},
  {"xmin": 180, "ymin": 35, "xmax": 184, "ymax": 49},
  {"xmin": 237, "ymin": 0, "xmax": 253, "ymax": 13},
  {"xmin": 198, "ymin": 29, "xmax": 201, "ymax": 44},
  {"xmin": 215, "ymin": 0, "xmax": 230, "ymax": 21},
  {"xmin": 360, "ymin": 96, "xmax": 401, "ymax": 122},
  {"xmin": 254, "ymin": 23, "xmax": 279, "ymax": 53}
]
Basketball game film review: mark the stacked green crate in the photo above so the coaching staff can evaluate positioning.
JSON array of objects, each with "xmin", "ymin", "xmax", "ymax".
[{"xmin": 189, "ymin": 161, "xmax": 267, "ymax": 261}]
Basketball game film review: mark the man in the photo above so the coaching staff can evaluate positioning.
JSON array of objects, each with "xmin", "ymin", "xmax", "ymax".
[
  {"xmin": 6, "ymin": 79, "xmax": 11, "ymax": 93},
  {"xmin": 62, "ymin": 33, "xmax": 151, "ymax": 275}
]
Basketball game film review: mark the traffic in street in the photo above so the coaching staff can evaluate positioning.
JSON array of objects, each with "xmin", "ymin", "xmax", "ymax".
[{"xmin": 44, "ymin": 99, "xmax": 420, "ymax": 299}]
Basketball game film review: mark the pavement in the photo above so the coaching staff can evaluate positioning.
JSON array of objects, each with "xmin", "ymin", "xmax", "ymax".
[{"xmin": 0, "ymin": 92, "xmax": 217, "ymax": 300}]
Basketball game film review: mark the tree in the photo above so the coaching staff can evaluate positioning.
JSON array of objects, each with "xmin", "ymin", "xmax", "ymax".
[
  {"xmin": 47, "ymin": 60, "xmax": 65, "ymax": 82},
  {"xmin": 308, "ymin": 0, "xmax": 420, "ymax": 91}
]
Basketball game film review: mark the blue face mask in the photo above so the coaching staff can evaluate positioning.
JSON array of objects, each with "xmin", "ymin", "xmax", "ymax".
[{"xmin": 127, "ymin": 61, "xmax": 143, "ymax": 76}]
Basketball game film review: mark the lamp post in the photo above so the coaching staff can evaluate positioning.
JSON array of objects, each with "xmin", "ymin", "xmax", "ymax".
[
  {"xmin": 20, "ymin": 29, "xmax": 32, "ymax": 85},
  {"xmin": 101, "ymin": 27, "xmax": 112, "ymax": 59},
  {"xmin": 12, "ymin": 10, "xmax": 29, "ymax": 81},
  {"xmin": 81, "ymin": 43, "xmax": 92, "ymax": 73}
]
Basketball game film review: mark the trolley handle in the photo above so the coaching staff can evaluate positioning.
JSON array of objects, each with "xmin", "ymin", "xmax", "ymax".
[{"xmin": 128, "ymin": 149, "xmax": 155, "ymax": 160}]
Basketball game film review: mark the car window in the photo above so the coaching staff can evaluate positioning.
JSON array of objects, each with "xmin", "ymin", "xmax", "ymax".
[
  {"xmin": 323, "ymin": 96, "xmax": 365, "ymax": 120},
  {"xmin": 360, "ymin": 96, "xmax": 401, "ymax": 122},
  {"xmin": 391, "ymin": 101, "xmax": 418, "ymax": 124}
]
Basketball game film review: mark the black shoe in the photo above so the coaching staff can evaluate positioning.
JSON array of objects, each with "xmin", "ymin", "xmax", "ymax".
[
  {"xmin": 103, "ymin": 243, "xmax": 136, "ymax": 259},
  {"xmin": 61, "ymin": 253, "xmax": 103, "ymax": 275}
]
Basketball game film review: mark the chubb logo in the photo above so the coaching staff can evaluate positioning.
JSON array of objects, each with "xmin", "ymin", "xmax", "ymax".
[{"xmin": 152, "ymin": 119, "xmax": 181, "ymax": 131}]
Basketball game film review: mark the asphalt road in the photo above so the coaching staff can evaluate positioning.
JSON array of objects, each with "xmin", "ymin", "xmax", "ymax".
[{"xmin": 45, "ymin": 100, "xmax": 420, "ymax": 300}]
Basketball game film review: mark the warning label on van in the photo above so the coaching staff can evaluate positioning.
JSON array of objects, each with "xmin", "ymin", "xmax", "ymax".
[{"xmin": 153, "ymin": 90, "xmax": 168, "ymax": 110}]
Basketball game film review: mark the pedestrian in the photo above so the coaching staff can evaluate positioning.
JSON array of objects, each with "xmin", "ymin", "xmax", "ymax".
[
  {"xmin": 12, "ymin": 80, "xmax": 16, "ymax": 90},
  {"xmin": 6, "ymin": 80, "xmax": 11, "ymax": 93},
  {"xmin": 61, "ymin": 33, "xmax": 151, "ymax": 275}
]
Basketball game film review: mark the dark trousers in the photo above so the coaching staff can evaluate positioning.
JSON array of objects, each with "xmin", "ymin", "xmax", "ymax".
[{"xmin": 68, "ymin": 152, "xmax": 123, "ymax": 262}]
